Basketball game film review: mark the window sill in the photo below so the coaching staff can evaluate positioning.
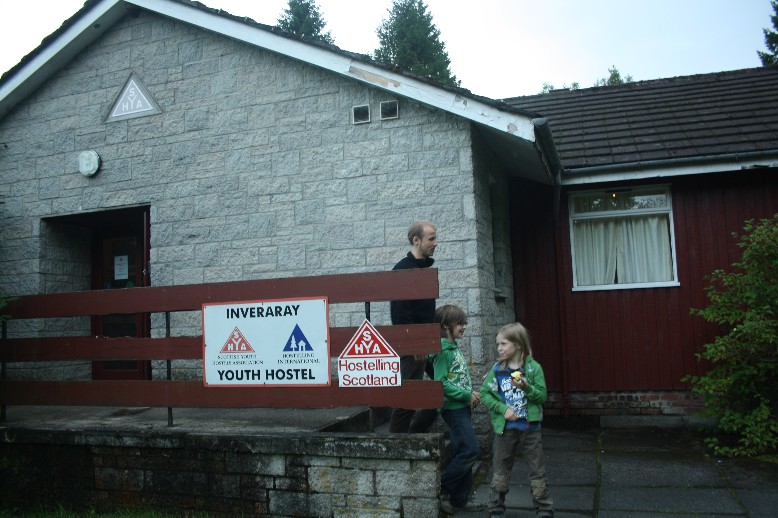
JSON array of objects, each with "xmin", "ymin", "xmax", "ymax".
[{"xmin": 572, "ymin": 280, "xmax": 681, "ymax": 292}]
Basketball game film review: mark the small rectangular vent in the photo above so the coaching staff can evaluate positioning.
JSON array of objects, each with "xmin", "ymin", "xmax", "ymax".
[
  {"xmin": 352, "ymin": 105, "xmax": 370, "ymax": 124},
  {"xmin": 380, "ymin": 100, "xmax": 399, "ymax": 120}
]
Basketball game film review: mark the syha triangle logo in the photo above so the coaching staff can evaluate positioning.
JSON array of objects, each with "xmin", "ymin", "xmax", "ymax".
[{"xmin": 219, "ymin": 327, "xmax": 256, "ymax": 354}]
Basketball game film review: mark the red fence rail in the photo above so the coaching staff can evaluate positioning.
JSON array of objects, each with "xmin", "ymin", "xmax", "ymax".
[{"xmin": 0, "ymin": 269, "xmax": 442, "ymax": 413}]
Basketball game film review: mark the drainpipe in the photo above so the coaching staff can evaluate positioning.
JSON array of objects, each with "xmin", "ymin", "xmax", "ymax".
[{"xmin": 532, "ymin": 118, "xmax": 570, "ymax": 417}]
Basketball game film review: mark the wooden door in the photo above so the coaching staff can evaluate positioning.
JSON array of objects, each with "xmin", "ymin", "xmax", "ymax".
[{"xmin": 91, "ymin": 211, "xmax": 151, "ymax": 380}]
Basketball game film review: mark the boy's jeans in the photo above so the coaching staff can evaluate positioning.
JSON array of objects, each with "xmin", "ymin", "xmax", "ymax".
[{"xmin": 440, "ymin": 407, "xmax": 480, "ymax": 507}]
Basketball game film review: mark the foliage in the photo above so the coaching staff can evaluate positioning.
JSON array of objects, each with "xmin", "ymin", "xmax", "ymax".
[
  {"xmin": 373, "ymin": 0, "xmax": 459, "ymax": 86},
  {"xmin": 539, "ymin": 65, "xmax": 630, "ymax": 94},
  {"xmin": 276, "ymin": 0, "xmax": 334, "ymax": 45},
  {"xmin": 539, "ymin": 81, "xmax": 579, "ymax": 94},
  {"xmin": 758, "ymin": 0, "xmax": 778, "ymax": 66},
  {"xmin": 686, "ymin": 214, "xmax": 778, "ymax": 457},
  {"xmin": 593, "ymin": 66, "xmax": 633, "ymax": 87}
]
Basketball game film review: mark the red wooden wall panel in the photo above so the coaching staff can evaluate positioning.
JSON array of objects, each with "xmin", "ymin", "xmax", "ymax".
[{"xmin": 510, "ymin": 170, "xmax": 778, "ymax": 393}]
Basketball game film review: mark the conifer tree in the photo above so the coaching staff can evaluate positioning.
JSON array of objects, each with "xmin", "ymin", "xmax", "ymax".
[
  {"xmin": 277, "ymin": 0, "xmax": 334, "ymax": 45},
  {"xmin": 374, "ymin": 0, "xmax": 459, "ymax": 86},
  {"xmin": 757, "ymin": 0, "xmax": 778, "ymax": 66}
]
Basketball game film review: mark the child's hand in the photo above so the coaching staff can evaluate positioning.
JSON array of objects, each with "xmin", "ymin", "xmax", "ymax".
[
  {"xmin": 503, "ymin": 407, "xmax": 518, "ymax": 421},
  {"xmin": 510, "ymin": 375, "xmax": 528, "ymax": 390},
  {"xmin": 471, "ymin": 391, "xmax": 480, "ymax": 409}
]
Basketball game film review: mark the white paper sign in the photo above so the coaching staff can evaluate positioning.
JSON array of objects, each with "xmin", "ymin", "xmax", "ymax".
[
  {"xmin": 114, "ymin": 255, "xmax": 129, "ymax": 280},
  {"xmin": 202, "ymin": 297, "xmax": 330, "ymax": 387}
]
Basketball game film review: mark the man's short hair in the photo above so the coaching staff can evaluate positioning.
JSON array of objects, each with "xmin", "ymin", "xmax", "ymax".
[{"xmin": 407, "ymin": 220, "xmax": 435, "ymax": 244}]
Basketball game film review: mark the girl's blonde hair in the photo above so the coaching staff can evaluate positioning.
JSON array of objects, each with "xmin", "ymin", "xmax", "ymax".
[
  {"xmin": 497, "ymin": 322, "xmax": 533, "ymax": 365},
  {"xmin": 435, "ymin": 304, "xmax": 467, "ymax": 338}
]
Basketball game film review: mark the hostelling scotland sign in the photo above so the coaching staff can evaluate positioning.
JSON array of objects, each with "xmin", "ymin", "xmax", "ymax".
[
  {"xmin": 202, "ymin": 297, "xmax": 330, "ymax": 387},
  {"xmin": 338, "ymin": 319, "xmax": 401, "ymax": 387}
]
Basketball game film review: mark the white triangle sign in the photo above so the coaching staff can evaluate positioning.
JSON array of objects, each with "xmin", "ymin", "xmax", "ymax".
[{"xmin": 107, "ymin": 74, "xmax": 161, "ymax": 121}]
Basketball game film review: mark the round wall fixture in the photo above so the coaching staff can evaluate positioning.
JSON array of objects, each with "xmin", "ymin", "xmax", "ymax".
[{"xmin": 78, "ymin": 150, "xmax": 101, "ymax": 177}]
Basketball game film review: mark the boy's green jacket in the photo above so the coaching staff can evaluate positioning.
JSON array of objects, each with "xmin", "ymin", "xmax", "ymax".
[
  {"xmin": 430, "ymin": 338, "xmax": 473, "ymax": 410},
  {"xmin": 480, "ymin": 356, "xmax": 547, "ymax": 435}
]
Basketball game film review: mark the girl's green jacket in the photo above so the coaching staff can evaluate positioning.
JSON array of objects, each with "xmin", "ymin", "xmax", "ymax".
[{"xmin": 480, "ymin": 356, "xmax": 548, "ymax": 435}]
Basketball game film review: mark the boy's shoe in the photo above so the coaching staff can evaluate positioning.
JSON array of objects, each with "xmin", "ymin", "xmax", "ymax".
[
  {"xmin": 440, "ymin": 494, "xmax": 486, "ymax": 514},
  {"xmin": 455, "ymin": 501, "xmax": 486, "ymax": 512},
  {"xmin": 439, "ymin": 495, "xmax": 456, "ymax": 515}
]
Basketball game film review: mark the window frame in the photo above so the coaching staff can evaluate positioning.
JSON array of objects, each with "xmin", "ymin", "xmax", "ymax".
[{"xmin": 568, "ymin": 185, "xmax": 680, "ymax": 292}]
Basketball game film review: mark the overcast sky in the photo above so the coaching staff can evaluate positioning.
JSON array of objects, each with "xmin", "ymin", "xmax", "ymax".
[{"xmin": 0, "ymin": 0, "xmax": 774, "ymax": 98}]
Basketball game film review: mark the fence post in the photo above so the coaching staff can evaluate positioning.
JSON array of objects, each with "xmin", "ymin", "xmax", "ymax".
[{"xmin": 166, "ymin": 311, "xmax": 173, "ymax": 427}]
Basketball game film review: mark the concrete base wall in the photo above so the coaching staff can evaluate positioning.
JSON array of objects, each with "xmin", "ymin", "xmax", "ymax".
[{"xmin": 0, "ymin": 426, "xmax": 444, "ymax": 517}]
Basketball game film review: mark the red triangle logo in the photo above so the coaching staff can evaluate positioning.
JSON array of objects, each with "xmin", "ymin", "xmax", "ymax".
[
  {"xmin": 220, "ymin": 327, "xmax": 256, "ymax": 354},
  {"xmin": 340, "ymin": 320, "xmax": 398, "ymax": 359}
]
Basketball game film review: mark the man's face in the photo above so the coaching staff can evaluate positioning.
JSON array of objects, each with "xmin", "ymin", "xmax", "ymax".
[{"xmin": 414, "ymin": 226, "xmax": 437, "ymax": 258}]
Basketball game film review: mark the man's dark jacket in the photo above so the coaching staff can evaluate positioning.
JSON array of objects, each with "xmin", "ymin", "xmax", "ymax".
[{"xmin": 390, "ymin": 252, "xmax": 435, "ymax": 325}]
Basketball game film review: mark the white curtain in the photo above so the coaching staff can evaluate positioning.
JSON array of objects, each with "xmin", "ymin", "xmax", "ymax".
[
  {"xmin": 618, "ymin": 215, "xmax": 672, "ymax": 283},
  {"xmin": 573, "ymin": 219, "xmax": 617, "ymax": 285},
  {"xmin": 574, "ymin": 215, "xmax": 672, "ymax": 286}
]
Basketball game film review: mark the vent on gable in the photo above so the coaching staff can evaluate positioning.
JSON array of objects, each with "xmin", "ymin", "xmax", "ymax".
[
  {"xmin": 380, "ymin": 100, "xmax": 399, "ymax": 120},
  {"xmin": 352, "ymin": 104, "xmax": 370, "ymax": 124}
]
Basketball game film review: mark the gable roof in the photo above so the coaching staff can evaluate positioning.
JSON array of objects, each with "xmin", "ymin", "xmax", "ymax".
[
  {"xmin": 504, "ymin": 66, "xmax": 778, "ymax": 185},
  {"xmin": 0, "ymin": 0, "xmax": 554, "ymax": 185}
]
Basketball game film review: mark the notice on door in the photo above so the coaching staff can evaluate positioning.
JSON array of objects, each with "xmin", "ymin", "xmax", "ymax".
[
  {"xmin": 202, "ymin": 297, "xmax": 330, "ymax": 387},
  {"xmin": 114, "ymin": 255, "xmax": 129, "ymax": 280}
]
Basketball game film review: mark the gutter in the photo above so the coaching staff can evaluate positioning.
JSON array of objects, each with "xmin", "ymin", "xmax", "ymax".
[
  {"xmin": 564, "ymin": 149, "xmax": 778, "ymax": 185},
  {"xmin": 532, "ymin": 118, "xmax": 564, "ymax": 223}
]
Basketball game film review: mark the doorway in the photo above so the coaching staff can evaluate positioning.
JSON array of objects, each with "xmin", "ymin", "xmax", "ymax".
[{"xmin": 49, "ymin": 206, "xmax": 151, "ymax": 380}]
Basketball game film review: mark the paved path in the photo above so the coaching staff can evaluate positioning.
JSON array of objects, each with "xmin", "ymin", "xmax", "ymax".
[{"xmin": 472, "ymin": 423, "xmax": 778, "ymax": 517}]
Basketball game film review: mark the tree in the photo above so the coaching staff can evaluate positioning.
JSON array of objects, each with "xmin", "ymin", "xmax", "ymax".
[
  {"xmin": 277, "ymin": 0, "xmax": 334, "ymax": 45},
  {"xmin": 758, "ymin": 0, "xmax": 778, "ymax": 66},
  {"xmin": 686, "ymin": 214, "xmax": 778, "ymax": 457},
  {"xmin": 593, "ymin": 66, "xmax": 633, "ymax": 87},
  {"xmin": 374, "ymin": 0, "xmax": 458, "ymax": 86},
  {"xmin": 539, "ymin": 82, "xmax": 579, "ymax": 94}
]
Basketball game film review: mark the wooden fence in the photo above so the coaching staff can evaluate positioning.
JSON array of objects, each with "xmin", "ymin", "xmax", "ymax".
[{"xmin": 0, "ymin": 269, "xmax": 442, "ymax": 419}]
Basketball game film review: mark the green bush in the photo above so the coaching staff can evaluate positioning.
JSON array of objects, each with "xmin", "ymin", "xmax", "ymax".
[{"xmin": 687, "ymin": 214, "xmax": 778, "ymax": 457}]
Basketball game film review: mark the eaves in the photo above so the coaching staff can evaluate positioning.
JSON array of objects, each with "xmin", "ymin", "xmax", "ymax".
[{"xmin": 562, "ymin": 150, "xmax": 778, "ymax": 186}]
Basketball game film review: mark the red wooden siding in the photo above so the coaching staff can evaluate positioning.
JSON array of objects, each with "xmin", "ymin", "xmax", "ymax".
[{"xmin": 511, "ymin": 170, "xmax": 778, "ymax": 393}]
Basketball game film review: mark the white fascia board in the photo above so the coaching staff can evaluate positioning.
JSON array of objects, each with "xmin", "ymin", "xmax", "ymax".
[
  {"xmin": 562, "ymin": 157, "xmax": 778, "ymax": 186},
  {"xmin": 0, "ymin": 0, "xmax": 125, "ymax": 115},
  {"xmin": 128, "ymin": 0, "xmax": 536, "ymax": 142}
]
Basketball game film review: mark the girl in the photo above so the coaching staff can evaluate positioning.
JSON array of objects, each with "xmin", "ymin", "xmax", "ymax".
[
  {"xmin": 480, "ymin": 323, "xmax": 554, "ymax": 518},
  {"xmin": 431, "ymin": 304, "xmax": 485, "ymax": 514}
]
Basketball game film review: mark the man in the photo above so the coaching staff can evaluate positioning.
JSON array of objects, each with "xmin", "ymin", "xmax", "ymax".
[{"xmin": 388, "ymin": 220, "xmax": 439, "ymax": 433}]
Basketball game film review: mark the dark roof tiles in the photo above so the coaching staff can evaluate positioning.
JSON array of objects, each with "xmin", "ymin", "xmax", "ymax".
[{"xmin": 505, "ymin": 66, "xmax": 778, "ymax": 171}]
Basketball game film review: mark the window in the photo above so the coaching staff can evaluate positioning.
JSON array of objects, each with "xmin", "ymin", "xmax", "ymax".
[
  {"xmin": 352, "ymin": 104, "xmax": 370, "ymax": 124},
  {"xmin": 379, "ymin": 100, "xmax": 399, "ymax": 120},
  {"xmin": 569, "ymin": 186, "xmax": 679, "ymax": 291}
]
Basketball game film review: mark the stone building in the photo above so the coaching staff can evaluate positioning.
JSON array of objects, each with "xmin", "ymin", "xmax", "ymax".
[{"xmin": 0, "ymin": 0, "xmax": 552, "ymax": 385}]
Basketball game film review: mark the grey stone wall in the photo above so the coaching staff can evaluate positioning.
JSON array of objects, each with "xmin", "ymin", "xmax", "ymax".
[
  {"xmin": 0, "ymin": 427, "xmax": 443, "ymax": 517},
  {"xmin": 0, "ymin": 10, "xmax": 515, "ymax": 394}
]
